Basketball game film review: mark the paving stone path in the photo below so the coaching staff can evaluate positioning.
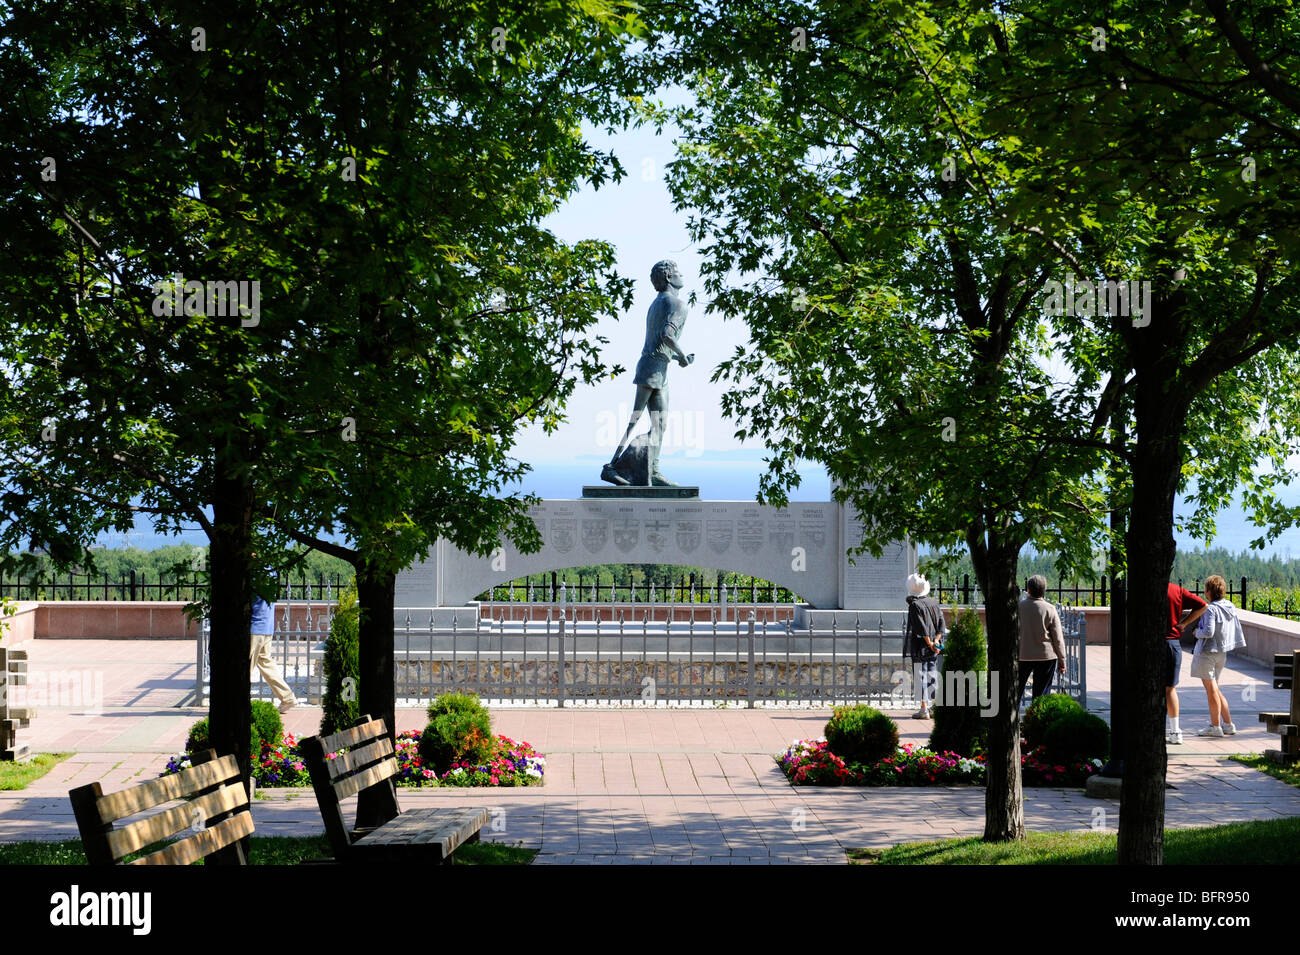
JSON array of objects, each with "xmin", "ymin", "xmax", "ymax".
[{"xmin": 2, "ymin": 640, "xmax": 1297, "ymax": 864}]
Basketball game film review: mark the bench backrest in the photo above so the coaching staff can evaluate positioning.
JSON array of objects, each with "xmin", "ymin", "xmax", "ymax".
[
  {"xmin": 298, "ymin": 716, "xmax": 401, "ymax": 859},
  {"xmin": 1275, "ymin": 651, "xmax": 1299, "ymax": 720},
  {"xmin": 69, "ymin": 750, "xmax": 253, "ymax": 865}
]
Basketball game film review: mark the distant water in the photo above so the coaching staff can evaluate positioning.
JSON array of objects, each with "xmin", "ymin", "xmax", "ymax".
[{"xmin": 88, "ymin": 464, "xmax": 1300, "ymax": 559}]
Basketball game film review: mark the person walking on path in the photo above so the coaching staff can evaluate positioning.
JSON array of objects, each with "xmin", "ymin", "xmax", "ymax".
[
  {"xmin": 903, "ymin": 573, "xmax": 945, "ymax": 720},
  {"xmin": 1191, "ymin": 575, "xmax": 1246, "ymax": 738},
  {"xmin": 1016, "ymin": 575, "xmax": 1066, "ymax": 706},
  {"xmin": 1165, "ymin": 581, "xmax": 1208, "ymax": 744},
  {"xmin": 250, "ymin": 579, "xmax": 297, "ymax": 712}
]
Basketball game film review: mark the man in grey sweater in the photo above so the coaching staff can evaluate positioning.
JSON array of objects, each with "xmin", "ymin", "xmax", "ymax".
[{"xmin": 1017, "ymin": 575, "xmax": 1066, "ymax": 708}]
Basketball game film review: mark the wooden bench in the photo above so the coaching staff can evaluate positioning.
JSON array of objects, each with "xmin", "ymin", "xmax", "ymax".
[
  {"xmin": 299, "ymin": 716, "xmax": 487, "ymax": 864},
  {"xmin": 1259, "ymin": 650, "xmax": 1299, "ymax": 765},
  {"xmin": 69, "ymin": 750, "xmax": 254, "ymax": 865},
  {"xmin": 0, "ymin": 648, "xmax": 34, "ymax": 762}
]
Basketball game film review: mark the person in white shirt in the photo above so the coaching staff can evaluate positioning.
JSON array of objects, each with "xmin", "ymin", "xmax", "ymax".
[{"xmin": 1191, "ymin": 575, "xmax": 1247, "ymax": 737}]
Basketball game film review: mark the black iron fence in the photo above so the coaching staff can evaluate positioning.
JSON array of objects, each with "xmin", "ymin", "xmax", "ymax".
[
  {"xmin": 932, "ymin": 574, "xmax": 1255, "ymax": 611},
  {"xmin": 1, "ymin": 571, "xmax": 350, "ymax": 602},
  {"xmin": 478, "ymin": 572, "xmax": 802, "ymax": 605}
]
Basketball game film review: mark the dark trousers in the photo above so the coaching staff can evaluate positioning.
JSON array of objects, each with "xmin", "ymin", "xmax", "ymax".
[{"xmin": 1017, "ymin": 659, "xmax": 1057, "ymax": 704}]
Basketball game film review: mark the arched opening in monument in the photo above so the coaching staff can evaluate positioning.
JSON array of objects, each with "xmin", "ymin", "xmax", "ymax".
[{"xmin": 474, "ymin": 563, "xmax": 803, "ymax": 625}]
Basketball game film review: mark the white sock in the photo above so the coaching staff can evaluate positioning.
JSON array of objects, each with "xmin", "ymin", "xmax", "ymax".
[{"xmin": 1169, "ymin": 717, "xmax": 1180, "ymax": 733}]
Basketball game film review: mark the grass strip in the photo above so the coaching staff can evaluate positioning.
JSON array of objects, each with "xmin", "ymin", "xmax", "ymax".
[{"xmin": 849, "ymin": 816, "xmax": 1300, "ymax": 864}]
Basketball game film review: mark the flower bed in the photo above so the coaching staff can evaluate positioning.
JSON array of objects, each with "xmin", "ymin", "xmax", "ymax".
[
  {"xmin": 777, "ymin": 738, "xmax": 1102, "ymax": 787},
  {"xmin": 163, "ymin": 731, "xmax": 546, "ymax": 788}
]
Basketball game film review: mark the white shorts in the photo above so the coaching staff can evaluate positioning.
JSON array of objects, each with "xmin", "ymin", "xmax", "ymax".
[{"xmin": 1190, "ymin": 649, "xmax": 1226, "ymax": 681}]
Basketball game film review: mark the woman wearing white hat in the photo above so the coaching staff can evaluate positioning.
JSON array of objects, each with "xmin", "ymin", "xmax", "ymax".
[{"xmin": 903, "ymin": 573, "xmax": 946, "ymax": 719}]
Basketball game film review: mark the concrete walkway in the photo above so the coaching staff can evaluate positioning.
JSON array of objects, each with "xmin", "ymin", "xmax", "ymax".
[{"xmin": 2, "ymin": 639, "xmax": 1298, "ymax": 864}]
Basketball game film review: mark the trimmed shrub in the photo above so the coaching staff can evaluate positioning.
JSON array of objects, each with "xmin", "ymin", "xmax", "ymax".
[
  {"xmin": 1043, "ymin": 711, "xmax": 1110, "ymax": 763},
  {"xmin": 251, "ymin": 699, "xmax": 283, "ymax": 753},
  {"xmin": 186, "ymin": 700, "xmax": 284, "ymax": 756},
  {"xmin": 320, "ymin": 582, "xmax": 360, "ymax": 736},
  {"xmin": 1021, "ymin": 693, "xmax": 1084, "ymax": 748},
  {"xmin": 186, "ymin": 717, "xmax": 210, "ymax": 753},
  {"xmin": 824, "ymin": 704, "xmax": 899, "ymax": 766},
  {"xmin": 929, "ymin": 608, "xmax": 989, "ymax": 755},
  {"xmin": 418, "ymin": 692, "xmax": 494, "ymax": 775}
]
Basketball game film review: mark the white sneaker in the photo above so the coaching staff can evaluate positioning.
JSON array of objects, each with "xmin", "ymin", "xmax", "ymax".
[
  {"xmin": 1223, "ymin": 722, "xmax": 1237, "ymax": 736},
  {"xmin": 1196, "ymin": 724, "xmax": 1224, "ymax": 738},
  {"xmin": 1167, "ymin": 730, "xmax": 1183, "ymax": 745}
]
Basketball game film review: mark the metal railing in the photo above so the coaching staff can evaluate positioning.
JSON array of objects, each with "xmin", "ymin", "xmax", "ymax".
[
  {"xmin": 198, "ymin": 597, "xmax": 337, "ymax": 706},
  {"xmin": 478, "ymin": 574, "xmax": 802, "ymax": 605},
  {"xmin": 4, "ymin": 570, "xmax": 350, "ymax": 602},
  {"xmin": 195, "ymin": 598, "xmax": 1088, "ymax": 710}
]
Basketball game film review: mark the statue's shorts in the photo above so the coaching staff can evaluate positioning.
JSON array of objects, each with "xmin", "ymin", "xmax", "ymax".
[{"xmin": 634, "ymin": 354, "xmax": 669, "ymax": 390}]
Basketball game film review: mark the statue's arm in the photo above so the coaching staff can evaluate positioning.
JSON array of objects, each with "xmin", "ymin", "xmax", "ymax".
[{"xmin": 659, "ymin": 301, "xmax": 690, "ymax": 364}]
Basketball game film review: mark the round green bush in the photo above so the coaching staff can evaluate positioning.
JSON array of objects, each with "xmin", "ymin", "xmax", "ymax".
[
  {"xmin": 1043, "ymin": 711, "xmax": 1110, "ymax": 763},
  {"xmin": 824, "ymin": 704, "xmax": 899, "ymax": 766},
  {"xmin": 1021, "ymin": 693, "xmax": 1085, "ymax": 748},
  {"xmin": 251, "ymin": 699, "xmax": 283, "ymax": 753},
  {"xmin": 418, "ymin": 692, "xmax": 494, "ymax": 775},
  {"xmin": 186, "ymin": 717, "xmax": 210, "ymax": 753},
  {"xmin": 929, "ymin": 608, "xmax": 989, "ymax": 755},
  {"xmin": 185, "ymin": 700, "xmax": 283, "ymax": 756}
]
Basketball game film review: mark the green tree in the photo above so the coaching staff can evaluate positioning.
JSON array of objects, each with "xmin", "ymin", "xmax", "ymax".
[
  {"xmin": 0, "ymin": 0, "xmax": 647, "ymax": 841},
  {"xmin": 980, "ymin": 0, "xmax": 1300, "ymax": 865},
  {"xmin": 646, "ymin": 0, "xmax": 1300, "ymax": 853}
]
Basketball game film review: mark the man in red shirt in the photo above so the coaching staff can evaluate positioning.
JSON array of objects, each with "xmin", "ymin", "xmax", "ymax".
[{"xmin": 1165, "ymin": 582, "xmax": 1208, "ymax": 744}]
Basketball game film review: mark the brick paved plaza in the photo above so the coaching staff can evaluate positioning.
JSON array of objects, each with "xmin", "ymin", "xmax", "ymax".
[{"xmin": 2, "ymin": 639, "xmax": 1297, "ymax": 865}]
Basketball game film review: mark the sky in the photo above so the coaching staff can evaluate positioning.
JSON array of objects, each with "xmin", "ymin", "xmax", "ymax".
[{"xmin": 91, "ymin": 92, "xmax": 1300, "ymax": 559}]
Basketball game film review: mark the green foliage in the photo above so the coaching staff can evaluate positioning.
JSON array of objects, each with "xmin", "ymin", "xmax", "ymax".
[
  {"xmin": 419, "ymin": 693, "xmax": 495, "ymax": 775},
  {"xmin": 251, "ymin": 700, "xmax": 283, "ymax": 754},
  {"xmin": 824, "ymin": 704, "xmax": 899, "ymax": 767},
  {"xmin": 1043, "ymin": 711, "xmax": 1110, "ymax": 763},
  {"xmin": 185, "ymin": 718, "xmax": 210, "ymax": 754},
  {"xmin": 1021, "ymin": 694, "xmax": 1085, "ymax": 749},
  {"xmin": 929, "ymin": 609, "xmax": 989, "ymax": 755},
  {"xmin": 0, "ymin": 595, "xmax": 15, "ymax": 642},
  {"xmin": 320, "ymin": 582, "xmax": 360, "ymax": 736},
  {"xmin": 187, "ymin": 701, "xmax": 282, "ymax": 756}
]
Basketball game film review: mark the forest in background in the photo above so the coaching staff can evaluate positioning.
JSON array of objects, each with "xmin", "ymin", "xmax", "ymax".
[{"xmin": 3, "ymin": 544, "xmax": 1298, "ymax": 606}]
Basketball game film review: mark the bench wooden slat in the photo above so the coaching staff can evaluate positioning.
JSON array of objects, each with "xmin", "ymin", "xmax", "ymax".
[
  {"xmin": 332, "ymin": 756, "xmax": 396, "ymax": 800},
  {"xmin": 354, "ymin": 808, "xmax": 488, "ymax": 859},
  {"xmin": 319, "ymin": 718, "xmax": 389, "ymax": 755},
  {"xmin": 94, "ymin": 755, "xmax": 241, "ymax": 824},
  {"xmin": 328, "ymin": 737, "xmax": 394, "ymax": 779},
  {"xmin": 134, "ymin": 811, "xmax": 254, "ymax": 866},
  {"xmin": 106, "ymin": 782, "xmax": 249, "ymax": 859}
]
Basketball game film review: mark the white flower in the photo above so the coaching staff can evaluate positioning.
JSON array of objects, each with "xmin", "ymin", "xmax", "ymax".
[{"xmin": 1092, "ymin": 758, "xmax": 1104, "ymax": 768}]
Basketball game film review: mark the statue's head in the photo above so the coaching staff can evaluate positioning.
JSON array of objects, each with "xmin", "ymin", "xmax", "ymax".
[{"xmin": 651, "ymin": 259, "xmax": 681, "ymax": 292}]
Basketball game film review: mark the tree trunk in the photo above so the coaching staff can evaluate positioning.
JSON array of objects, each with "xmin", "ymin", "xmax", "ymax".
[
  {"xmin": 978, "ymin": 534, "xmax": 1025, "ymax": 841},
  {"xmin": 206, "ymin": 466, "xmax": 254, "ymax": 864},
  {"xmin": 355, "ymin": 564, "xmax": 397, "ymax": 829},
  {"xmin": 1117, "ymin": 406, "xmax": 1184, "ymax": 864}
]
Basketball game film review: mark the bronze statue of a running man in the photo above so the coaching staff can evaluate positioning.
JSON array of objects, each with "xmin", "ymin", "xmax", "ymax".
[{"xmin": 601, "ymin": 259, "xmax": 693, "ymax": 487}]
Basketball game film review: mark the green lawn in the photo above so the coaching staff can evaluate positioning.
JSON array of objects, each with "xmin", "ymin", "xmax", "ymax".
[
  {"xmin": 849, "ymin": 816, "xmax": 1300, "ymax": 864},
  {"xmin": 1230, "ymin": 753, "xmax": 1300, "ymax": 790},
  {"xmin": 0, "ymin": 836, "xmax": 536, "ymax": 865},
  {"xmin": 0, "ymin": 753, "xmax": 71, "ymax": 790}
]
